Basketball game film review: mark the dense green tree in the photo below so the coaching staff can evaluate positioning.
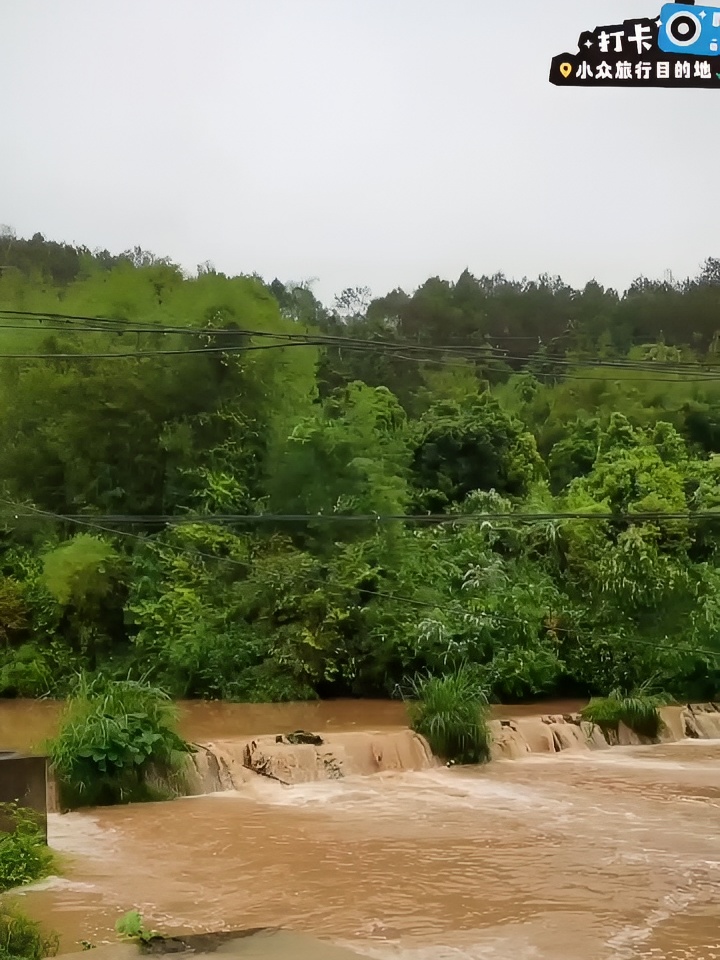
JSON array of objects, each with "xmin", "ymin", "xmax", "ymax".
[
  {"xmin": 1, "ymin": 230, "xmax": 720, "ymax": 704},
  {"xmin": 410, "ymin": 393, "xmax": 544, "ymax": 511}
]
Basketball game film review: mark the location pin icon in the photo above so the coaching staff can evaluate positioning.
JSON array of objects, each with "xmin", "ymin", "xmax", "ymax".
[{"xmin": 560, "ymin": 62, "xmax": 573, "ymax": 79}]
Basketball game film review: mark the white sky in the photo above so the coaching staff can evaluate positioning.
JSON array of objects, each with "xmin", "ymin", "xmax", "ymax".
[{"xmin": 1, "ymin": 1, "xmax": 717, "ymax": 303}]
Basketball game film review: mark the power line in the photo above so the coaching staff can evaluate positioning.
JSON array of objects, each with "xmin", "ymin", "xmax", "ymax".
[
  {"xmin": 4, "ymin": 507, "xmax": 720, "ymax": 525},
  {"xmin": 0, "ymin": 341, "xmax": 719, "ymax": 383},
  {"xmin": 2, "ymin": 309, "xmax": 720, "ymax": 378}
]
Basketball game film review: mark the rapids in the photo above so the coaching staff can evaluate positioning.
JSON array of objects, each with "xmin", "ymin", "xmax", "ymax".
[{"xmin": 3, "ymin": 699, "xmax": 720, "ymax": 959}]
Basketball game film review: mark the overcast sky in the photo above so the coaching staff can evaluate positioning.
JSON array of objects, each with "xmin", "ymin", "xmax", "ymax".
[{"xmin": 1, "ymin": 1, "xmax": 717, "ymax": 303}]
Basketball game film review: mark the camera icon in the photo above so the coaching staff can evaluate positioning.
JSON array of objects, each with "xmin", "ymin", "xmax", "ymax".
[{"xmin": 658, "ymin": 2, "xmax": 720, "ymax": 55}]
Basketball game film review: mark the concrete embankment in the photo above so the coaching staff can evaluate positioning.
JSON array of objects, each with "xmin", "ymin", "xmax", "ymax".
[{"xmin": 59, "ymin": 931, "xmax": 372, "ymax": 960}]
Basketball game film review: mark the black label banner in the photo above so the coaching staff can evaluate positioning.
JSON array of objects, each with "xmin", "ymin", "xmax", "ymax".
[{"xmin": 550, "ymin": 6, "xmax": 720, "ymax": 88}]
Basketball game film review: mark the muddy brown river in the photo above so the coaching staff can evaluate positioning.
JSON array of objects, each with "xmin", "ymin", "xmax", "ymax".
[{"xmin": 3, "ymin": 700, "xmax": 720, "ymax": 960}]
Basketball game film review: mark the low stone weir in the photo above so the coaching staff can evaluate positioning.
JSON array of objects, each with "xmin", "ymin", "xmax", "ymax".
[
  {"xmin": 488, "ymin": 703, "xmax": 719, "ymax": 761},
  {"xmin": 186, "ymin": 729, "xmax": 436, "ymax": 793},
  {"xmin": 42, "ymin": 703, "xmax": 720, "ymax": 808},
  {"xmin": 186, "ymin": 703, "xmax": 720, "ymax": 794},
  {"xmin": 683, "ymin": 702, "xmax": 720, "ymax": 739}
]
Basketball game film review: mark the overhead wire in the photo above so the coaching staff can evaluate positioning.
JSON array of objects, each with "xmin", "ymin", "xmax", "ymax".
[
  {"xmin": 1, "ymin": 308, "xmax": 720, "ymax": 382},
  {"xmin": 0, "ymin": 307, "xmax": 715, "ymax": 361},
  {"xmin": 3, "ymin": 509, "xmax": 720, "ymax": 525}
]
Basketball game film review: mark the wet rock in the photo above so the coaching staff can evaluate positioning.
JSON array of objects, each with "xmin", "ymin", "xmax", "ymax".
[
  {"xmin": 683, "ymin": 711, "xmax": 700, "ymax": 739},
  {"xmin": 658, "ymin": 706, "xmax": 685, "ymax": 743},
  {"xmin": 617, "ymin": 722, "xmax": 646, "ymax": 746},
  {"xmin": 603, "ymin": 727, "xmax": 620, "ymax": 746},
  {"xmin": 142, "ymin": 929, "xmax": 268, "ymax": 953},
  {"xmin": 580, "ymin": 721, "xmax": 610, "ymax": 749},
  {"xmin": 690, "ymin": 711, "xmax": 720, "ymax": 739},
  {"xmin": 549, "ymin": 722, "xmax": 587, "ymax": 752},
  {"xmin": 515, "ymin": 719, "xmax": 557, "ymax": 753},
  {"xmin": 285, "ymin": 731, "xmax": 324, "ymax": 746},
  {"xmin": 488, "ymin": 719, "xmax": 532, "ymax": 760}
]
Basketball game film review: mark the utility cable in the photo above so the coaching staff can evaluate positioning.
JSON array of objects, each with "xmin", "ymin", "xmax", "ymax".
[
  {"xmin": 5, "ymin": 506, "xmax": 720, "ymax": 525},
  {"xmin": 1, "ymin": 309, "xmax": 719, "ymax": 375}
]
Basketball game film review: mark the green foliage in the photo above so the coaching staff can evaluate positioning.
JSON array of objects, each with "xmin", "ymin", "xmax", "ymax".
[
  {"xmin": 0, "ymin": 646, "xmax": 52, "ymax": 699},
  {"xmin": 0, "ymin": 579, "xmax": 28, "ymax": 646},
  {"xmin": 0, "ymin": 905, "xmax": 58, "ymax": 960},
  {"xmin": 0, "ymin": 805, "xmax": 55, "ymax": 892},
  {"xmin": 48, "ymin": 676, "xmax": 194, "ymax": 809},
  {"xmin": 404, "ymin": 668, "xmax": 491, "ymax": 764},
  {"xmin": 266, "ymin": 381, "xmax": 410, "ymax": 536},
  {"xmin": 4, "ymin": 235, "xmax": 720, "ymax": 708},
  {"xmin": 41, "ymin": 536, "xmax": 121, "ymax": 609},
  {"xmin": 115, "ymin": 910, "xmax": 157, "ymax": 944},
  {"xmin": 411, "ymin": 393, "xmax": 544, "ymax": 511},
  {"xmin": 581, "ymin": 684, "xmax": 674, "ymax": 739}
]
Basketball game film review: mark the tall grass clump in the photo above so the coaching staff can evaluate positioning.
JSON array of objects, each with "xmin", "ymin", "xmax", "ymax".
[
  {"xmin": 48, "ymin": 675, "xmax": 194, "ymax": 809},
  {"xmin": 0, "ymin": 904, "xmax": 58, "ymax": 960},
  {"xmin": 0, "ymin": 805, "xmax": 55, "ymax": 893},
  {"xmin": 581, "ymin": 683, "xmax": 674, "ymax": 740},
  {"xmin": 404, "ymin": 667, "xmax": 490, "ymax": 764}
]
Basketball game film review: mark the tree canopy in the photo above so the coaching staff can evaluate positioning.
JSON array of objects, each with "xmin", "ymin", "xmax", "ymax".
[{"xmin": 1, "ymin": 232, "xmax": 720, "ymax": 703}]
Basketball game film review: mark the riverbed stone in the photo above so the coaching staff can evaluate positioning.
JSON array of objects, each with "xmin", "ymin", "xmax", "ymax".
[
  {"xmin": 515, "ymin": 719, "xmax": 557, "ymax": 753},
  {"xmin": 580, "ymin": 721, "xmax": 610, "ymax": 749}
]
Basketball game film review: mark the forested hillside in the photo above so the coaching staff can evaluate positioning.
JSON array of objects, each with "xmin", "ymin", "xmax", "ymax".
[{"xmin": 2, "ymin": 230, "xmax": 720, "ymax": 703}]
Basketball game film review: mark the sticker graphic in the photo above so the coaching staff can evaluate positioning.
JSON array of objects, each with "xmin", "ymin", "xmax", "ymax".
[{"xmin": 550, "ymin": 1, "xmax": 720, "ymax": 87}]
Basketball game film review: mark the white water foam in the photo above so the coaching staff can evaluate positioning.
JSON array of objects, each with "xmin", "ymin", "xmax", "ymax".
[{"xmin": 211, "ymin": 769, "xmax": 577, "ymax": 818}]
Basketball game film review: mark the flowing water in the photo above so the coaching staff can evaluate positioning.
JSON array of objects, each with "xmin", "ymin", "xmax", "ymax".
[{"xmin": 3, "ymin": 700, "xmax": 720, "ymax": 960}]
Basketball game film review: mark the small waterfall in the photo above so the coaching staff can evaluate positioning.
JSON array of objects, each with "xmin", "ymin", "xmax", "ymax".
[
  {"xmin": 185, "ymin": 703, "xmax": 720, "ymax": 796},
  {"xmin": 185, "ymin": 729, "xmax": 437, "ymax": 794},
  {"xmin": 683, "ymin": 703, "xmax": 720, "ymax": 739},
  {"xmin": 488, "ymin": 704, "xmax": 720, "ymax": 763},
  {"xmin": 44, "ymin": 703, "xmax": 720, "ymax": 807}
]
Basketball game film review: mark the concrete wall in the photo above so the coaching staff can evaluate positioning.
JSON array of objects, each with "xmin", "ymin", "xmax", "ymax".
[{"xmin": 0, "ymin": 753, "xmax": 48, "ymax": 840}]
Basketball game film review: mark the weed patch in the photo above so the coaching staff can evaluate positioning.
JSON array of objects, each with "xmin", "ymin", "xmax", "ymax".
[
  {"xmin": 48, "ymin": 675, "xmax": 194, "ymax": 809},
  {"xmin": 404, "ymin": 667, "xmax": 490, "ymax": 764}
]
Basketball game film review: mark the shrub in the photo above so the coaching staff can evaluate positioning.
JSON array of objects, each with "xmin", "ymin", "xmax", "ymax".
[
  {"xmin": 115, "ymin": 910, "xmax": 157, "ymax": 945},
  {"xmin": 404, "ymin": 667, "xmax": 491, "ymax": 764},
  {"xmin": 225, "ymin": 663, "xmax": 318, "ymax": 703},
  {"xmin": 0, "ymin": 804, "xmax": 55, "ymax": 892},
  {"xmin": 0, "ymin": 904, "xmax": 58, "ymax": 960},
  {"xmin": 0, "ymin": 646, "xmax": 53, "ymax": 699},
  {"xmin": 581, "ymin": 685, "xmax": 674, "ymax": 739},
  {"xmin": 48, "ymin": 675, "xmax": 194, "ymax": 809}
]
